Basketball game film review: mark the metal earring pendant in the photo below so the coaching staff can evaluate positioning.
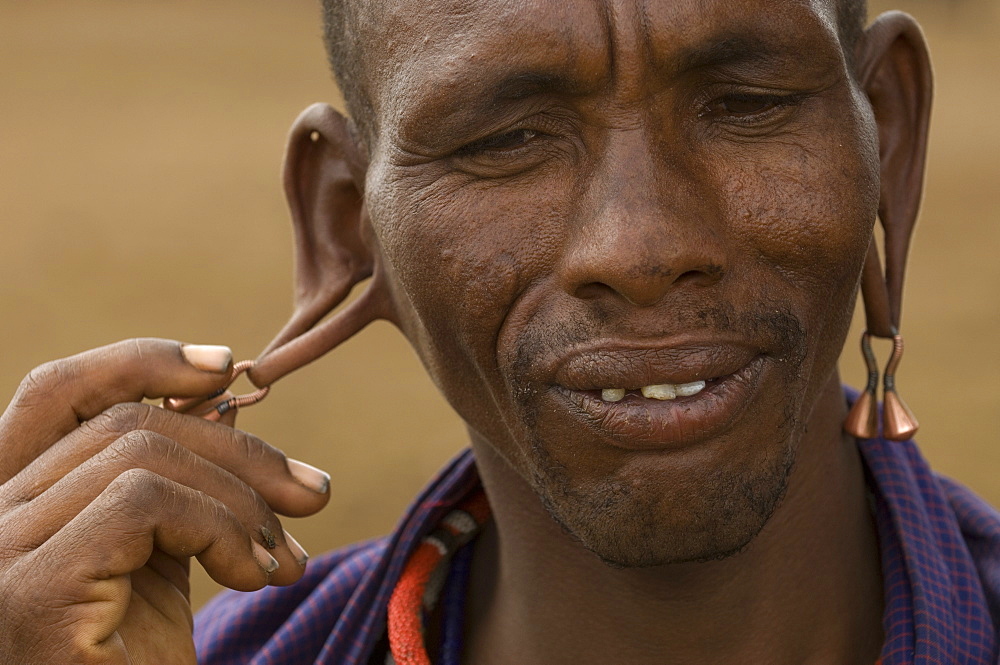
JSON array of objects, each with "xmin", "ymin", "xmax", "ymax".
[
  {"xmin": 882, "ymin": 334, "xmax": 919, "ymax": 441},
  {"xmin": 844, "ymin": 331, "xmax": 880, "ymax": 439}
]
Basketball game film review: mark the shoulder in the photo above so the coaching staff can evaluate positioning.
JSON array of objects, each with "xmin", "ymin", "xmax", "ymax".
[
  {"xmin": 935, "ymin": 473, "xmax": 1000, "ymax": 629},
  {"xmin": 193, "ymin": 447, "xmax": 482, "ymax": 665},
  {"xmin": 194, "ymin": 537, "xmax": 389, "ymax": 665}
]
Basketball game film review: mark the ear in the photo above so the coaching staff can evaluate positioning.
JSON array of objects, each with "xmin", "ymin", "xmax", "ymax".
[
  {"xmin": 248, "ymin": 103, "xmax": 393, "ymax": 388},
  {"xmin": 855, "ymin": 11, "xmax": 933, "ymax": 337}
]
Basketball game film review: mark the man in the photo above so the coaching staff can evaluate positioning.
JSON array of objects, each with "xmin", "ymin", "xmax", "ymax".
[{"xmin": 0, "ymin": 1, "xmax": 997, "ymax": 664}]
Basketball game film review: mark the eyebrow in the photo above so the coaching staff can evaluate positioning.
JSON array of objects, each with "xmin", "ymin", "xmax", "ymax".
[
  {"xmin": 669, "ymin": 33, "xmax": 818, "ymax": 75},
  {"xmin": 490, "ymin": 71, "xmax": 593, "ymax": 102},
  {"xmin": 480, "ymin": 33, "xmax": 812, "ymax": 106},
  {"xmin": 398, "ymin": 25, "xmax": 831, "ymax": 136}
]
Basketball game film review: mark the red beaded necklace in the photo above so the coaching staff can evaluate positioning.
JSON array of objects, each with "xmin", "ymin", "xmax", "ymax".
[{"xmin": 387, "ymin": 491, "xmax": 491, "ymax": 665}]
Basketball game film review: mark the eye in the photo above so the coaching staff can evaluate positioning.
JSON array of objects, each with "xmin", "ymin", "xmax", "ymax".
[
  {"xmin": 701, "ymin": 92, "xmax": 804, "ymax": 124},
  {"xmin": 458, "ymin": 128, "xmax": 539, "ymax": 156},
  {"xmin": 720, "ymin": 93, "xmax": 781, "ymax": 115}
]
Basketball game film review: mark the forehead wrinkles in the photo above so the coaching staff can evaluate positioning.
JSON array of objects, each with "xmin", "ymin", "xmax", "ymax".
[
  {"xmin": 365, "ymin": 0, "xmax": 611, "ymax": 142},
  {"xmin": 361, "ymin": 0, "xmax": 845, "ymax": 148},
  {"xmin": 637, "ymin": 0, "xmax": 841, "ymax": 61}
]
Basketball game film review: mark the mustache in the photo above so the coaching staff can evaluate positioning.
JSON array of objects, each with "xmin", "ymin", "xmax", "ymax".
[{"xmin": 508, "ymin": 300, "xmax": 807, "ymax": 383}]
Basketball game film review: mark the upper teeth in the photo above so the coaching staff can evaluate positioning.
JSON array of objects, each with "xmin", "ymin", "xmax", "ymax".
[{"xmin": 601, "ymin": 381, "xmax": 706, "ymax": 402}]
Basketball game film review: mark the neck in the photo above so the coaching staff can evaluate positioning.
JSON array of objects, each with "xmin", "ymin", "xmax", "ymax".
[{"xmin": 464, "ymin": 377, "xmax": 883, "ymax": 665}]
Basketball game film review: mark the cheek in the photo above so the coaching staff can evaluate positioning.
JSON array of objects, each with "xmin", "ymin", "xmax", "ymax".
[
  {"xmin": 366, "ymin": 169, "xmax": 567, "ymax": 430},
  {"xmin": 377, "ymin": 182, "xmax": 555, "ymax": 339},
  {"xmin": 722, "ymin": 131, "xmax": 879, "ymax": 317}
]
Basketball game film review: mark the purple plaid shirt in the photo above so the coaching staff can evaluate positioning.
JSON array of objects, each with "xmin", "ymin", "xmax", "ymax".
[{"xmin": 195, "ymin": 433, "xmax": 1000, "ymax": 664}]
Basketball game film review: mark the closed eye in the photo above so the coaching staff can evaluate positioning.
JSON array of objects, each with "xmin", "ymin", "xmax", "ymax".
[
  {"xmin": 701, "ymin": 92, "xmax": 806, "ymax": 124},
  {"xmin": 457, "ymin": 128, "xmax": 539, "ymax": 156}
]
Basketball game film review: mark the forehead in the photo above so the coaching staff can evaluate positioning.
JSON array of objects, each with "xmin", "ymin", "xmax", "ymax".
[{"xmin": 356, "ymin": 0, "xmax": 844, "ymax": 135}]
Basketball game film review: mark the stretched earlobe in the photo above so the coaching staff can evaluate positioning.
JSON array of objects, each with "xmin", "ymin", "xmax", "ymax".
[
  {"xmin": 246, "ymin": 103, "xmax": 393, "ymax": 389},
  {"xmin": 845, "ymin": 12, "xmax": 932, "ymax": 441},
  {"xmin": 856, "ymin": 11, "xmax": 932, "ymax": 334}
]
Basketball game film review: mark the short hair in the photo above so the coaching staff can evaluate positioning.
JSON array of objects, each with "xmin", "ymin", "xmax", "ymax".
[
  {"xmin": 322, "ymin": 0, "xmax": 868, "ymax": 141},
  {"xmin": 322, "ymin": 0, "xmax": 372, "ymax": 139},
  {"xmin": 838, "ymin": 0, "xmax": 868, "ymax": 66}
]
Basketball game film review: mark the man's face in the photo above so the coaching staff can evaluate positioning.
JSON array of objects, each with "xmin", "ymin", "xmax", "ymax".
[{"xmin": 360, "ymin": 0, "xmax": 880, "ymax": 566}]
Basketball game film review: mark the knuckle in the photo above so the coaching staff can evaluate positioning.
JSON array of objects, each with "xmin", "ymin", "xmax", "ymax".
[
  {"xmin": 14, "ymin": 360, "xmax": 71, "ymax": 406},
  {"xmin": 112, "ymin": 466, "xmax": 162, "ymax": 490},
  {"xmin": 108, "ymin": 428, "xmax": 169, "ymax": 463},
  {"xmin": 86, "ymin": 402, "xmax": 151, "ymax": 438},
  {"xmin": 104, "ymin": 468, "xmax": 167, "ymax": 517},
  {"xmin": 103, "ymin": 429, "xmax": 181, "ymax": 468}
]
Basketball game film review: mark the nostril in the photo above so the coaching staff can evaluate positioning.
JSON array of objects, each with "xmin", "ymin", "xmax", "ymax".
[
  {"xmin": 675, "ymin": 270, "xmax": 702, "ymax": 285},
  {"xmin": 676, "ymin": 264, "xmax": 725, "ymax": 285},
  {"xmin": 574, "ymin": 282, "xmax": 619, "ymax": 300}
]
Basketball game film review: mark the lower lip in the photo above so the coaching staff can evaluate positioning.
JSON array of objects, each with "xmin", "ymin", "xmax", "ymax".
[{"xmin": 552, "ymin": 356, "xmax": 767, "ymax": 451}]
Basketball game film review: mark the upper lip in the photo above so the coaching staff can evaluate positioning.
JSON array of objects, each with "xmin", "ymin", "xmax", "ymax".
[{"xmin": 550, "ymin": 340, "xmax": 762, "ymax": 390}]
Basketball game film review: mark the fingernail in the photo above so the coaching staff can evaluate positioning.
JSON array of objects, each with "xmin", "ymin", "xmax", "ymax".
[
  {"xmin": 260, "ymin": 526, "xmax": 277, "ymax": 550},
  {"xmin": 283, "ymin": 529, "xmax": 310, "ymax": 566},
  {"xmin": 181, "ymin": 344, "xmax": 233, "ymax": 373},
  {"xmin": 287, "ymin": 458, "xmax": 330, "ymax": 494},
  {"xmin": 253, "ymin": 541, "xmax": 280, "ymax": 573}
]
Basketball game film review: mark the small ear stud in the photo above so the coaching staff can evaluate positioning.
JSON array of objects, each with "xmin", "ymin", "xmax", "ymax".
[{"xmin": 844, "ymin": 331, "xmax": 919, "ymax": 441}]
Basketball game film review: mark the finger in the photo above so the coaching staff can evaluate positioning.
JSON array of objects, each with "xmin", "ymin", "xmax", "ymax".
[
  {"xmin": 4, "ymin": 430, "xmax": 309, "ymax": 585},
  {"xmin": 0, "ymin": 338, "xmax": 234, "ymax": 482},
  {"xmin": 16, "ymin": 470, "xmax": 278, "ymax": 663},
  {"xmin": 4, "ymin": 401, "xmax": 329, "ymax": 518}
]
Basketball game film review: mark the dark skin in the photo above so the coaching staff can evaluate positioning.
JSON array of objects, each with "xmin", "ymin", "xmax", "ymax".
[{"xmin": 0, "ymin": 0, "xmax": 932, "ymax": 663}]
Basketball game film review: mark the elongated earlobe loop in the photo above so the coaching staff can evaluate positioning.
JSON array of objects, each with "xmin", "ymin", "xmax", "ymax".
[
  {"xmin": 164, "ymin": 272, "xmax": 390, "ymax": 421},
  {"xmin": 165, "ymin": 104, "xmax": 386, "ymax": 422},
  {"xmin": 846, "ymin": 239, "xmax": 919, "ymax": 441},
  {"xmin": 247, "ymin": 270, "xmax": 393, "ymax": 389}
]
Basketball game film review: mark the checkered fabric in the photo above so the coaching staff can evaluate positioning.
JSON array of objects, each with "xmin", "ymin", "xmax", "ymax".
[
  {"xmin": 863, "ymin": 434, "xmax": 999, "ymax": 663},
  {"xmin": 195, "ymin": 423, "xmax": 1000, "ymax": 663}
]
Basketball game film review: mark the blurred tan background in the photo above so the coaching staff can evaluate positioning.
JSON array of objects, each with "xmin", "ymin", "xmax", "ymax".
[{"xmin": 1, "ymin": 1, "xmax": 997, "ymax": 612}]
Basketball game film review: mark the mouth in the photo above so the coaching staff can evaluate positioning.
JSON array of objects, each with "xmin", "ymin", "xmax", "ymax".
[{"xmin": 549, "ymin": 346, "xmax": 768, "ymax": 451}]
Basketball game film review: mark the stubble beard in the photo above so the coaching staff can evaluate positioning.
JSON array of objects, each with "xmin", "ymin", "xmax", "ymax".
[
  {"xmin": 506, "ymin": 302, "xmax": 808, "ymax": 567},
  {"xmin": 525, "ymin": 428, "xmax": 798, "ymax": 568}
]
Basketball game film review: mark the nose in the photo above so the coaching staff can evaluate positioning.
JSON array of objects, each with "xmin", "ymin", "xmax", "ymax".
[{"xmin": 559, "ymin": 129, "xmax": 727, "ymax": 307}]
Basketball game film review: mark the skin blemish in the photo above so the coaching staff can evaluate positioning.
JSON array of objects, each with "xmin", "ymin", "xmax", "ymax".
[{"xmin": 260, "ymin": 526, "xmax": 278, "ymax": 550}]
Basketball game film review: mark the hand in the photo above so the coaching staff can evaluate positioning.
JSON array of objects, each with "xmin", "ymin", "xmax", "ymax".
[{"xmin": 0, "ymin": 339, "xmax": 331, "ymax": 664}]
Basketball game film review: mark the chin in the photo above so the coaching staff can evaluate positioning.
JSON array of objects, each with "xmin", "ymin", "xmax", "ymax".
[{"xmin": 526, "ymin": 433, "xmax": 798, "ymax": 568}]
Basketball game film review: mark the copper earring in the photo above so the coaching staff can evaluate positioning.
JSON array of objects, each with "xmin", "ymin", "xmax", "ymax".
[
  {"xmin": 163, "ymin": 359, "xmax": 271, "ymax": 420},
  {"xmin": 844, "ymin": 331, "xmax": 880, "ymax": 439},
  {"xmin": 881, "ymin": 333, "xmax": 919, "ymax": 441},
  {"xmin": 844, "ymin": 331, "xmax": 919, "ymax": 441},
  {"xmin": 204, "ymin": 359, "xmax": 271, "ymax": 420}
]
